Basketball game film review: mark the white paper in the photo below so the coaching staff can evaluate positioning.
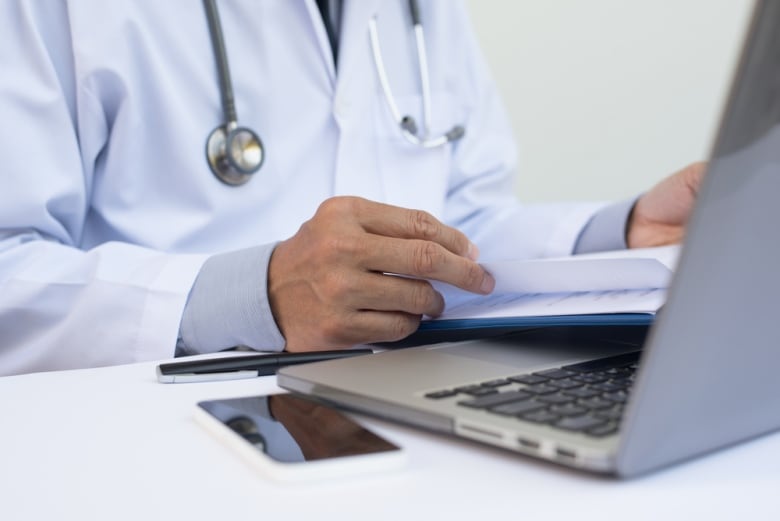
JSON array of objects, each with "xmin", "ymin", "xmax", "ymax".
[
  {"xmin": 437, "ymin": 288, "xmax": 667, "ymax": 321},
  {"xmin": 483, "ymin": 245, "xmax": 679, "ymax": 295},
  {"xmin": 427, "ymin": 245, "xmax": 679, "ymax": 322}
]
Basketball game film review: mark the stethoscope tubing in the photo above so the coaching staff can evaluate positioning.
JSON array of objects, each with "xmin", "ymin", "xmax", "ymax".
[{"xmin": 203, "ymin": 0, "xmax": 237, "ymax": 126}]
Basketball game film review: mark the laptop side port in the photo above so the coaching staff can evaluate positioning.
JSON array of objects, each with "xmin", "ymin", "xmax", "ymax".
[
  {"xmin": 517, "ymin": 437, "xmax": 540, "ymax": 450},
  {"xmin": 555, "ymin": 447, "xmax": 577, "ymax": 460},
  {"xmin": 459, "ymin": 423, "xmax": 503, "ymax": 440}
]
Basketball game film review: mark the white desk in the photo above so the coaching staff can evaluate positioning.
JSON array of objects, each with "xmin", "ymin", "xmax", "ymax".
[{"xmin": 1, "ymin": 359, "xmax": 778, "ymax": 521}]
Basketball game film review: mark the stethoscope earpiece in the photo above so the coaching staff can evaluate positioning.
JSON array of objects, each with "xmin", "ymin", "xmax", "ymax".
[{"xmin": 205, "ymin": 123, "xmax": 264, "ymax": 186}]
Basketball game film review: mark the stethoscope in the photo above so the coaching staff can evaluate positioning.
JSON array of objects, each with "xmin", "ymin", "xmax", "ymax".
[{"xmin": 203, "ymin": 0, "xmax": 465, "ymax": 186}]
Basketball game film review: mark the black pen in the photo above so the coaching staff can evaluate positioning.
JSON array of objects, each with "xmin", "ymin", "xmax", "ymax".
[{"xmin": 156, "ymin": 349, "xmax": 374, "ymax": 383}]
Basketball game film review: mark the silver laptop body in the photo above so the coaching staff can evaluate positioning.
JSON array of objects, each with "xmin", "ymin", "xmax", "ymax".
[{"xmin": 279, "ymin": 0, "xmax": 780, "ymax": 478}]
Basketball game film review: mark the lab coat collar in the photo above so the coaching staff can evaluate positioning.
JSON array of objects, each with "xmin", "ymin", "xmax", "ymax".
[
  {"xmin": 304, "ymin": 0, "xmax": 383, "ymax": 89},
  {"xmin": 303, "ymin": 0, "xmax": 338, "ymax": 83}
]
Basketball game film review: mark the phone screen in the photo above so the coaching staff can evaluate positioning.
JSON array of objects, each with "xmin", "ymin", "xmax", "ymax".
[{"xmin": 197, "ymin": 394, "xmax": 401, "ymax": 464}]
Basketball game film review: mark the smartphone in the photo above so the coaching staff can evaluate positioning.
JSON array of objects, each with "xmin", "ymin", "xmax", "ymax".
[{"xmin": 194, "ymin": 394, "xmax": 406, "ymax": 482}]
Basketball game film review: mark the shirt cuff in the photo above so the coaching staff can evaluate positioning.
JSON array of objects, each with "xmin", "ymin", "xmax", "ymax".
[
  {"xmin": 178, "ymin": 243, "xmax": 285, "ymax": 355},
  {"xmin": 573, "ymin": 198, "xmax": 638, "ymax": 254}
]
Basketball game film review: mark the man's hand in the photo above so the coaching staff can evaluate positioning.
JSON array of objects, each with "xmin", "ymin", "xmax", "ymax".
[
  {"xmin": 627, "ymin": 162, "xmax": 706, "ymax": 248},
  {"xmin": 268, "ymin": 196, "xmax": 495, "ymax": 351}
]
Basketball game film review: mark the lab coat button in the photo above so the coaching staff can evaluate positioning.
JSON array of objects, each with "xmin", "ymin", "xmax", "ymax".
[{"xmin": 333, "ymin": 96, "xmax": 351, "ymax": 119}]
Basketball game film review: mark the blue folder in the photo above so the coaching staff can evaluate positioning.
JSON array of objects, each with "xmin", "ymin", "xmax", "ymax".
[{"xmin": 380, "ymin": 312, "xmax": 655, "ymax": 348}]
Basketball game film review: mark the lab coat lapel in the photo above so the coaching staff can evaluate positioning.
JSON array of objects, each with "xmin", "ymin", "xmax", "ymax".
[{"xmin": 303, "ymin": 0, "xmax": 338, "ymax": 85}]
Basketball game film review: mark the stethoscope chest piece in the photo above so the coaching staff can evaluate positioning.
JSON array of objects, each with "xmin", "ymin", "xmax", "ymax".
[{"xmin": 205, "ymin": 123, "xmax": 264, "ymax": 186}]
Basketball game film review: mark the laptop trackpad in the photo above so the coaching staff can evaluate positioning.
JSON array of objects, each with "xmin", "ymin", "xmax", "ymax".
[{"xmin": 429, "ymin": 326, "xmax": 648, "ymax": 369}]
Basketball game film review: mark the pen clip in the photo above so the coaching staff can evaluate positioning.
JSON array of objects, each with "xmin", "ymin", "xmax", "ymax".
[{"xmin": 157, "ymin": 368, "xmax": 260, "ymax": 383}]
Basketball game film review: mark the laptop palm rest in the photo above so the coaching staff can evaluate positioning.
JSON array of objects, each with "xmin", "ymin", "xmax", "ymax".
[{"xmin": 278, "ymin": 326, "xmax": 647, "ymax": 432}]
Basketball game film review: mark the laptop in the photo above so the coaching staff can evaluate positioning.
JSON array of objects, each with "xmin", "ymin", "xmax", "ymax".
[{"xmin": 278, "ymin": 0, "xmax": 780, "ymax": 478}]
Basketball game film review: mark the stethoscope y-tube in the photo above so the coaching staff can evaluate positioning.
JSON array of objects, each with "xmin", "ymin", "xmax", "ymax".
[
  {"xmin": 203, "ymin": 0, "xmax": 264, "ymax": 186},
  {"xmin": 369, "ymin": 0, "xmax": 465, "ymax": 148}
]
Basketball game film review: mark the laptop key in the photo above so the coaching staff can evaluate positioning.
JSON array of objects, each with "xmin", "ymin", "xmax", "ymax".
[
  {"xmin": 555, "ymin": 414, "xmax": 606, "ymax": 432},
  {"xmin": 490, "ymin": 399, "xmax": 546, "ymax": 416},
  {"xmin": 550, "ymin": 403, "xmax": 589, "ymax": 417},
  {"xmin": 563, "ymin": 387, "xmax": 600, "ymax": 399},
  {"xmin": 508, "ymin": 374, "xmax": 549, "ymax": 385},
  {"xmin": 548, "ymin": 378, "xmax": 583, "ymax": 390},
  {"xmin": 481, "ymin": 378, "xmax": 513, "ymax": 388},
  {"xmin": 523, "ymin": 383, "xmax": 559, "ymax": 395},
  {"xmin": 595, "ymin": 406, "xmax": 625, "ymax": 421},
  {"xmin": 458, "ymin": 390, "xmax": 533, "ymax": 409},
  {"xmin": 603, "ymin": 390, "xmax": 629, "ymax": 403},
  {"xmin": 533, "ymin": 368, "xmax": 576, "ymax": 379},
  {"xmin": 425, "ymin": 389, "xmax": 458, "ymax": 399},
  {"xmin": 587, "ymin": 423, "xmax": 620, "ymax": 438},
  {"xmin": 521, "ymin": 409, "xmax": 561, "ymax": 424},
  {"xmin": 538, "ymin": 393, "xmax": 574, "ymax": 405},
  {"xmin": 578, "ymin": 397, "xmax": 614, "ymax": 410},
  {"xmin": 463, "ymin": 387, "xmax": 499, "ymax": 397},
  {"xmin": 590, "ymin": 381, "xmax": 627, "ymax": 392},
  {"xmin": 454, "ymin": 384, "xmax": 483, "ymax": 393},
  {"xmin": 572, "ymin": 373, "xmax": 609, "ymax": 384}
]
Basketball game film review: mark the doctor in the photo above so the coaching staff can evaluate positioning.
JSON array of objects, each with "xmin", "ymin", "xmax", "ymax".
[{"xmin": 0, "ymin": 0, "xmax": 702, "ymax": 375}]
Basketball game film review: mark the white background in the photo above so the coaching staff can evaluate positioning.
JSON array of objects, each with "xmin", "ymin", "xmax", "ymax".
[{"xmin": 465, "ymin": 0, "xmax": 754, "ymax": 202}]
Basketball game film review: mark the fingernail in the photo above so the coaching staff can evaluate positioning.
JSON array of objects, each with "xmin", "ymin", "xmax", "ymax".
[
  {"xmin": 480, "ymin": 271, "xmax": 495, "ymax": 294},
  {"xmin": 467, "ymin": 242, "xmax": 480, "ymax": 261}
]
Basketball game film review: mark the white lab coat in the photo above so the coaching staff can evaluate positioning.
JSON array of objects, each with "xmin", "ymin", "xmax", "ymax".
[{"xmin": 0, "ymin": 0, "xmax": 603, "ymax": 375}]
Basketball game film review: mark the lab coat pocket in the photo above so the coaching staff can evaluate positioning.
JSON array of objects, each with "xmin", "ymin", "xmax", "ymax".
[{"xmin": 373, "ymin": 91, "xmax": 461, "ymax": 219}]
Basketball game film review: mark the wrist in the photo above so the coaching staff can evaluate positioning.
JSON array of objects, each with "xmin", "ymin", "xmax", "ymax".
[{"xmin": 626, "ymin": 208, "xmax": 684, "ymax": 248}]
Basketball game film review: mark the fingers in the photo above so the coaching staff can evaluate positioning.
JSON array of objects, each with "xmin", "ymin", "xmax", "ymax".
[
  {"xmin": 322, "ymin": 310, "xmax": 423, "ymax": 346},
  {"xmin": 282, "ymin": 309, "xmax": 423, "ymax": 352},
  {"xmin": 360, "ymin": 234, "xmax": 495, "ymax": 295},
  {"xmin": 628, "ymin": 161, "xmax": 706, "ymax": 248},
  {"xmin": 313, "ymin": 197, "xmax": 494, "ymax": 294},
  {"xmin": 320, "ymin": 197, "xmax": 478, "ymax": 260},
  {"xmin": 682, "ymin": 161, "xmax": 707, "ymax": 195},
  {"xmin": 282, "ymin": 275, "xmax": 452, "ymax": 350},
  {"xmin": 342, "ymin": 271, "xmax": 446, "ymax": 317}
]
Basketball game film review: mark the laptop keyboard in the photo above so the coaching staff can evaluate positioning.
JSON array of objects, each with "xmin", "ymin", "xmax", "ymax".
[{"xmin": 424, "ymin": 351, "xmax": 640, "ymax": 438}]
